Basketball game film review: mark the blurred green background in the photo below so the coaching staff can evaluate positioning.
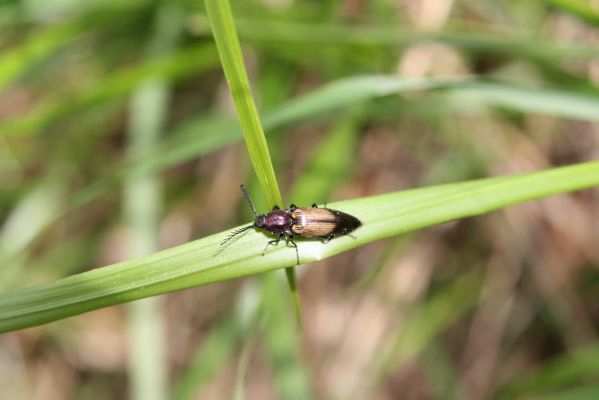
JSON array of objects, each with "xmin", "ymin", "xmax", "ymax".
[{"xmin": 2, "ymin": 0, "xmax": 599, "ymax": 399}]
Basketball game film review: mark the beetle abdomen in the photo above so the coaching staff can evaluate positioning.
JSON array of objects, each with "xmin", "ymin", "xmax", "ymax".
[{"xmin": 290, "ymin": 208, "xmax": 361, "ymax": 238}]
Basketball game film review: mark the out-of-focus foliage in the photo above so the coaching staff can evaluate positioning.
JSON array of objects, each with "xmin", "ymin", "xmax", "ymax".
[{"xmin": 1, "ymin": 0, "xmax": 599, "ymax": 399}]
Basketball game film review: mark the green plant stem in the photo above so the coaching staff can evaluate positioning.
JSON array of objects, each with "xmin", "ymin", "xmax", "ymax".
[
  {"xmin": 204, "ymin": 0, "xmax": 299, "ymax": 318},
  {"xmin": 204, "ymin": 0, "xmax": 281, "ymax": 206}
]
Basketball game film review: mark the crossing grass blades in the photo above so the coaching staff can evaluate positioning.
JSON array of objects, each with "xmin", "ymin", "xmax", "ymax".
[{"xmin": 221, "ymin": 185, "xmax": 362, "ymax": 264}]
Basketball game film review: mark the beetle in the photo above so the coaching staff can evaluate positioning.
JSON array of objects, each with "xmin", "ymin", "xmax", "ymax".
[{"xmin": 221, "ymin": 185, "xmax": 362, "ymax": 264}]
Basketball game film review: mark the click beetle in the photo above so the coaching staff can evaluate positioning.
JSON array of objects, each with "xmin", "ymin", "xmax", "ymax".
[{"xmin": 221, "ymin": 185, "xmax": 362, "ymax": 264}]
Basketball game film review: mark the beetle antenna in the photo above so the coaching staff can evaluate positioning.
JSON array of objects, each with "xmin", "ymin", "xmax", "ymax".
[
  {"xmin": 220, "ymin": 224, "xmax": 254, "ymax": 246},
  {"xmin": 240, "ymin": 184, "xmax": 257, "ymax": 216}
]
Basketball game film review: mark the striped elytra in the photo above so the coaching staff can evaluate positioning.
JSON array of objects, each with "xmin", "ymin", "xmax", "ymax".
[{"xmin": 289, "ymin": 208, "xmax": 361, "ymax": 238}]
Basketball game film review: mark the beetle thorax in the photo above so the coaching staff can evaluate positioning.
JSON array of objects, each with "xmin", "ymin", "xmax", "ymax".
[{"xmin": 257, "ymin": 210, "xmax": 291, "ymax": 234}]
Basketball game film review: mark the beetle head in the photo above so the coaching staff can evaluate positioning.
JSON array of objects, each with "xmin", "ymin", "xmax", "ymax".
[{"xmin": 255, "ymin": 214, "xmax": 267, "ymax": 228}]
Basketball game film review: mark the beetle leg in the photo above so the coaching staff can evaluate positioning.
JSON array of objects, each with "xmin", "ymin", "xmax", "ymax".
[
  {"xmin": 289, "ymin": 203, "xmax": 297, "ymax": 210},
  {"xmin": 311, "ymin": 203, "xmax": 318, "ymax": 208},
  {"xmin": 323, "ymin": 233, "xmax": 335, "ymax": 243},
  {"xmin": 285, "ymin": 235, "xmax": 299, "ymax": 264},
  {"xmin": 263, "ymin": 234, "xmax": 284, "ymax": 255}
]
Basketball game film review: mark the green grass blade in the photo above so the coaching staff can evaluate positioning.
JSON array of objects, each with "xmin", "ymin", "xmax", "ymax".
[
  {"xmin": 0, "ymin": 22, "xmax": 81, "ymax": 92},
  {"xmin": 78, "ymin": 76, "xmax": 463, "ymax": 200},
  {"xmin": 191, "ymin": 15, "xmax": 599, "ymax": 61},
  {"xmin": 172, "ymin": 319, "xmax": 239, "ymax": 400},
  {"xmin": 7, "ymin": 73, "xmax": 599, "ymax": 198},
  {"xmin": 290, "ymin": 114, "xmax": 361, "ymax": 205},
  {"xmin": 0, "ymin": 45, "xmax": 219, "ymax": 137},
  {"xmin": 0, "ymin": 174, "xmax": 67, "ymax": 291},
  {"xmin": 204, "ymin": 0, "xmax": 297, "ymax": 319},
  {"xmin": 204, "ymin": 0, "xmax": 281, "ymax": 207},
  {"xmin": 348, "ymin": 271, "xmax": 481, "ymax": 400},
  {"xmin": 63, "ymin": 74, "xmax": 599, "ymax": 231},
  {"xmin": 260, "ymin": 273, "xmax": 313, "ymax": 399},
  {"xmin": 446, "ymin": 82, "xmax": 599, "ymax": 121},
  {"xmin": 262, "ymin": 76, "xmax": 464, "ymax": 129},
  {"xmin": 124, "ymin": 4, "xmax": 183, "ymax": 400},
  {"xmin": 385, "ymin": 272, "xmax": 482, "ymax": 367},
  {"xmin": 533, "ymin": 385, "xmax": 599, "ymax": 400},
  {"xmin": 495, "ymin": 345, "xmax": 599, "ymax": 399},
  {"xmin": 119, "ymin": 77, "xmax": 599, "ymax": 186},
  {"xmin": 547, "ymin": 0, "xmax": 599, "ymax": 26},
  {"xmin": 0, "ymin": 161, "xmax": 598, "ymax": 332},
  {"xmin": 0, "ymin": 2, "xmax": 151, "ymax": 93},
  {"xmin": 171, "ymin": 280, "xmax": 261, "ymax": 400}
]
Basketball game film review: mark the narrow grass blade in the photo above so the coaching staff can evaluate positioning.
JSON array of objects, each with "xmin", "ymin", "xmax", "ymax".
[
  {"xmin": 204, "ymin": 0, "xmax": 281, "ymax": 207},
  {"xmin": 261, "ymin": 273, "xmax": 313, "ymax": 399},
  {"xmin": 495, "ymin": 345, "xmax": 599, "ymax": 399},
  {"xmin": 0, "ymin": 161, "xmax": 597, "ymax": 333},
  {"xmin": 0, "ymin": 45, "xmax": 219, "ymax": 137},
  {"xmin": 124, "ymin": 4, "xmax": 183, "ymax": 400},
  {"xmin": 204, "ymin": 0, "xmax": 295, "ymax": 316},
  {"xmin": 547, "ymin": 0, "xmax": 599, "ymax": 26},
  {"xmin": 190, "ymin": 15, "xmax": 599, "ymax": 61},
  {"xmin": 446, "ymin": 82, "xmax": 599, "ymax": 121}
]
